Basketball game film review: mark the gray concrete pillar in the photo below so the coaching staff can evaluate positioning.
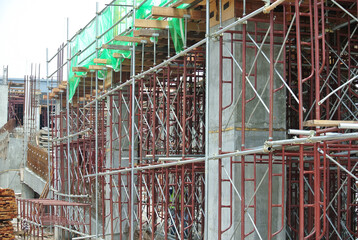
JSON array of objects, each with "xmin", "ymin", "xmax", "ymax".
[{"xmin": 207, "ymin": 19, "xmax": 286, "ymax": 239}]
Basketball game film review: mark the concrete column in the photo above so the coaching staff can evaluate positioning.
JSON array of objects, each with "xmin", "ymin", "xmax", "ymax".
[
  {"xmin": 208, "ymin": 19, "xmax": 286, "ymax": 239},
  {"xmin": 104, "ymin": 91, "xmax": 137, "ymax": 239},
  {"xmin": 0, "ymin": 84, "xmax": 8, "ymax": 128}
]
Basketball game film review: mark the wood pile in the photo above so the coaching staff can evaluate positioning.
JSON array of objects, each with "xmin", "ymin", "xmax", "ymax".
[{"xmin": 0, "ymin": 189, "xmax": 17, "ymax": 240}]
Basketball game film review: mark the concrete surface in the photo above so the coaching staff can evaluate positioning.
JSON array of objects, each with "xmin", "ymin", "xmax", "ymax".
[
  {"xmin": 207, "ymin": 19, "xmax": 286, "ymax": 239},
  {"xmin": 0, "ymin": 84, "xmax": 8, "ymax": 128}
]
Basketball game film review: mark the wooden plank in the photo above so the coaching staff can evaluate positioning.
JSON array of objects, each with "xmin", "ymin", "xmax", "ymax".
[
  {"xmin": 74, "ymin": 72, "xmax": 95, "ymax": 78},
  {"xmin": 102, "ymin": 44, "xmax": 131, "ymax": 51},
  {"xmin": 52, "ymin": 88, "xmax": 62, "ymax": 94},
  {"xmin": 135, "ymin": 19, "xmax": 204, "ymax": 32},
  {"xmin": 187, "ymin": 22, "xmax": 205, "ymax": 32},
  {"xmin": 93, "ymin": 58, "xmax": 108, "ymax": 64},
  {"xmin": 303, "ymin": 120, "xmax": 358, "ymax": 127},
  {"xmin": 88, "ymin": 65, "xmax": 107, "ymax": 71},
  {"xmin": 72, "ymin": 66, "xmax": 89, "ymax": 72},
  {"xmin": 113, "ymin": 53, "xmax": 126, "ymax": 58},
  {"xmin": 104, "ymin": 70, "xmax": 112, "ymax": 90},
  {"xmin": 172, "ymin": 0, "xmax": 198, "ymax": 7},
  {"xmin": 58, "ymin": 86, "xmax": 67, "ymax": 91},
  {"xmin": 135, "ymin": 19, "xmax": 169, "ymax": 29},
  {"xmin": 151, "ymin": 6, "xmax": 205, "ymax": 20},
  {"xmin": 49, "ymin": 92, "xmax": 57, "ymax": 99},
  {"xmin": 58, "ymin": 81, "xmax": 67, "ymax": 90},
  {"xmin": 114, "ymin": 35, "xmax": 151, "ymax": 43},
  {"xmin": 133, "ymin": 29, "xmax": 168, "ymax": 38},
  {"xmin": 210, "ymin": 0, "xmax": 235, "ymax": 27},
  {"xmin": 186, "ymin": 0, "xmax": 204, "ymax": 8}
]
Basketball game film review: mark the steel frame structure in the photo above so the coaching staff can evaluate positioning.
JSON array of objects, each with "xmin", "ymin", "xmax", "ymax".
[
  {"xmin": 16, "ymin": 198, "xmax": 91, "ymax": 239},
  {"xmin": 22, "ymin": 0, "xmax": 358, "ymax": 239}
]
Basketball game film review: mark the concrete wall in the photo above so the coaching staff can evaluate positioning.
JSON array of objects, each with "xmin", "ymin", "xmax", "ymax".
[
  {"xmin": 0, "ymin": 133, "xmax": 23, "ymax": 192},
  {"xmin": 0, "ymin": 128, "xmax": 40, "ymax": 199},
  {"xmin": 0, "ymin": 84, "xmax": 8, "ymax": 128},
  {"xmin": 207, "ymin": 19, "xmax": 286, "ymax": 239}
]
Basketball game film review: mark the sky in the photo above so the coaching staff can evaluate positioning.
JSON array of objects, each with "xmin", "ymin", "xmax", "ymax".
[{"xmin": 0, "ymin": 0, "xmax": 106, "ymax": 79}]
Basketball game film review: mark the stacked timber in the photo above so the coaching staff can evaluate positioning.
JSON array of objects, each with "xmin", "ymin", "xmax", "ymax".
[
  {"xmin": 0, "ymin": 221, "xmax": 15, "ymax": 239},
  {"xmin": 0, "ymin": 188, "xmax": 17, "ymax": 240}
]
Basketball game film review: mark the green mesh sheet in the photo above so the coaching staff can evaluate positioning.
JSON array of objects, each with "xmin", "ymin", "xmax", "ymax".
[{"xmin": 68, "ymin": 0, "xmax": 187, "ymax": 101}]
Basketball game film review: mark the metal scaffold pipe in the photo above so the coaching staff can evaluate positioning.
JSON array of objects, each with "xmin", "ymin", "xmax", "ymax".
[
  {"xmin": 288, "ymin": 129, "xmax": 316, "ymax": 136},
  {"xmin": 95, "ymin": 2, "xmax": 99, "ymax": 238},
  {"xmin": 265, "ymin": 132, "xmax": 358, "ymax": 146},
  {"xmin": 318, "ymin": 148, "xmax": 358, "ymax": 182},
  {"xmin": 339, "ymin": 123, "xmax": 358, "ymax": 129},
  {"xmin": 66, "ymin": 17, "xmax": 71, "ymax": 206},
  {"xmin": 84, "ymin": 147, "xmax": 268, "ymax": 178},
  {"xmin": 204, "ymin": 0, "xmax": 210, "ymax": 238},
  {"xmin": 130, "ymin": 0, "xmax": 136, "ymax": 238}
]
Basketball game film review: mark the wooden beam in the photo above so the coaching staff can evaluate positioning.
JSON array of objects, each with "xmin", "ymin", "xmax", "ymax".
[
  {"xmin": 187, "ymin": 22, "xmax": 205, "ymax": 32},
  {"xmin": 49, "ymin": 92, "xmax": 58, "ymax": 99},
  {"xmin": 102, "ymin": 44, "xmax": 131, "ymax": 51},
  {"xmin": 303, "ymin": 120, "xmax": 358, "ymax": 127},
  {"xmin": 152, "ymin": 6, "xmax": 205, "ymax": 20},
  {"xmin": 171, "ymin": 0, "xmax": 198, "ymax": 7},
  {"xmin": 72, "ymin": 67, "xmax": 88, "ymax": 72},
  {"xmin": 58, "ymin": 84, "xmax": 67, "ymax": 90},
  {"xmin": 186, "ymin": 0, "xmax": 203, "ymax": 8},
  {"xmin": 114, "ymin": 35, "xmax": 151, "ymax": 43},
  {"xmin": 88, "ymin": 65, "xmax": 107, "ymax": 71},
  {"xmin": 133, "ymin": 29, "xmax": 168, "ymax": 38},
  {"xmin": 93, "ymin": 58, "xmax": 108, "ymax": 64},
  {"xmin": 52, "ymin": 88, "xmax": 61, "ymax": 94},
  {"xmin": 135, "ymin": 19, "xmax": 169, "ymax": 29},
  {"xmin": 74, "ymin": 73, "xmax": 95, "ymax": 78}
]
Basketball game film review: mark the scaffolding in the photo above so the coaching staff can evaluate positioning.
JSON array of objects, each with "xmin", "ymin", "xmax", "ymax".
[{"xmin": 18, "ymin": 0, "xmax": 358, "ymax": 239}]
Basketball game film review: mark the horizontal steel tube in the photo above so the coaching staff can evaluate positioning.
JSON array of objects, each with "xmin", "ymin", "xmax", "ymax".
[
  {"xmin": 84, "ymin": 147, "xmax": 266, "ymax": 178},
  {"xmin": 265, "ymin": 132, "xmax": 358, "ymax": 146},
  {"xmin": 51, "ymin": 128, "xmax": 91, "ymax": 142}
]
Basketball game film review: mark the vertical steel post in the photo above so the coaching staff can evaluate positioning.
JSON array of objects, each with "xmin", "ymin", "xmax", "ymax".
[
  {"xmin": 241, "ymin": 23, "xmax": 247, "ymax": 239},
  {"xmin": 66, "ymin": 18, "xmax": 71, "ymax": 204},
  {"xmin": 95, "ymin": 2, "xmax": 99, "ymax": 238},
  {"xmin": 218, "ymin": 34, "xmax": 224, "ymax": 240},
  {"xmin": 268, "ymin": 10, "xmax": 274, "ymax": 239},
  {"xmin": 130, "ymin": 0, "xmax": 136, "ymax": 238},
  {"xmin": 46, "ymin": 48, "xmax": 51, "ymax": 196},
  {"xmin": 294, "ymin": 0, "xmax": 305, "ymax": 238},
  {"xmin": 204, "ymin": 0, "xmax": 210, "ymax": 237}
]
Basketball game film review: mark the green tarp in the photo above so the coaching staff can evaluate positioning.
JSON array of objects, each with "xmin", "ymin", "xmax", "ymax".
[{"xmin": 68, "ymin": 0, "xmax": 187, "ymax": 101}]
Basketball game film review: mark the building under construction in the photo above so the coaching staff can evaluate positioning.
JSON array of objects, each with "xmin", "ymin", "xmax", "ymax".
[{"xmin": 1, "ymin": 0, "xmax": 357, "ymax": 239}]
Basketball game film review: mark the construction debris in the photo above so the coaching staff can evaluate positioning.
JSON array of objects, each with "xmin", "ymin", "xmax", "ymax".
[{"xmin": 0, "ymin": 189, "xmax": 17, "ymax": 240}]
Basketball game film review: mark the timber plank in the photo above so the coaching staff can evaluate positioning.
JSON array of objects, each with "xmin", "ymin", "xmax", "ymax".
[
  {"xmin": 114, "ymin": 35, "xmax": 151, "ymax": 43},
  {"xmin": 303, "ymin": 120, "xmax": 358, "ymax": 127},
  {"xmin": 72, "ymin": 67, "xmax": 89, "ymax": 72},
  {"xmin": 152, "ymin": 6, "xmax": 205, "ymax": 20},
  {"xmin": 135, "ymin": 19, "xmax": 169, "ymax": 29}
]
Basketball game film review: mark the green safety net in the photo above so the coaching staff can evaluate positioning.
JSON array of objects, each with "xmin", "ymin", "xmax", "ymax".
[{"xmin": 68, "ymin": 0, "xmax": 187, "ymax": 101}]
